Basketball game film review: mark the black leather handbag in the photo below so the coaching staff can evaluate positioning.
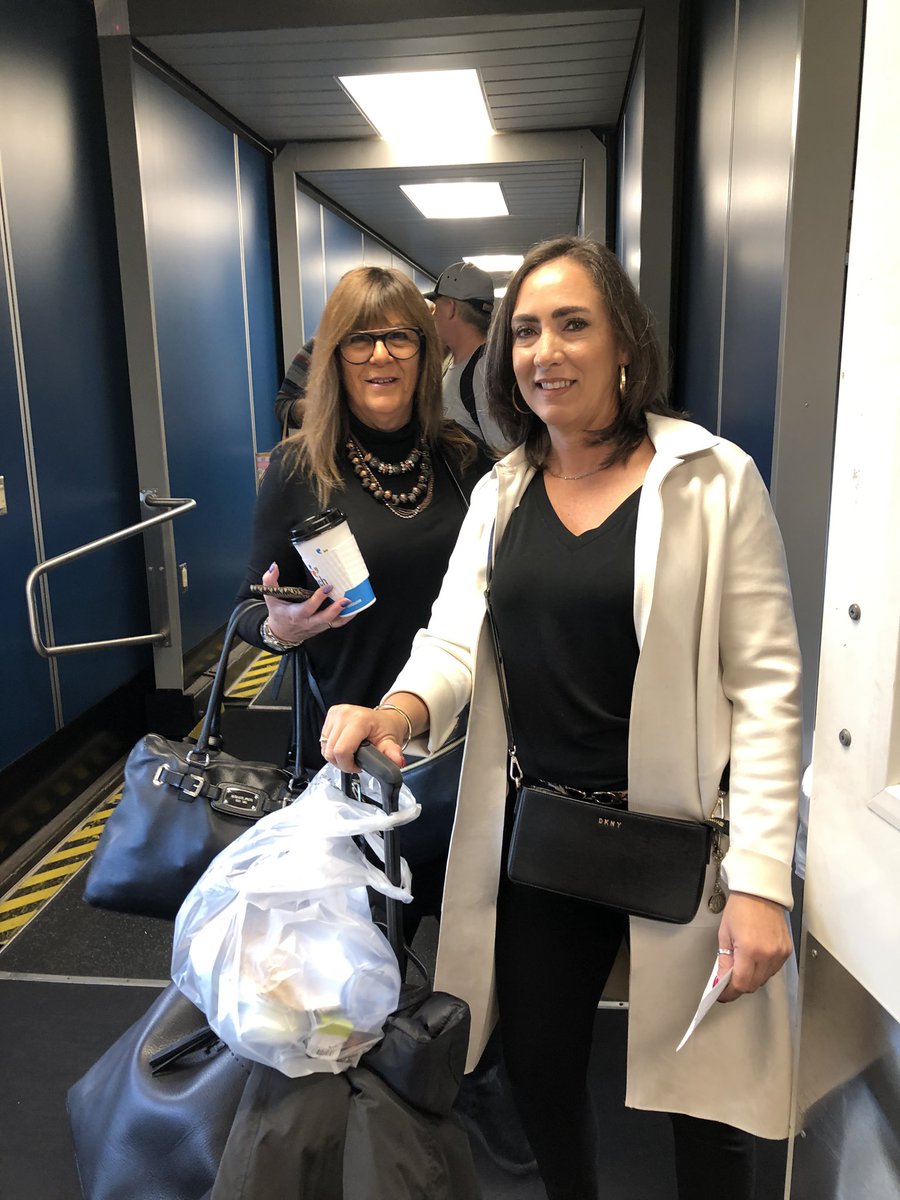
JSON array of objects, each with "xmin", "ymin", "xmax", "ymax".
[
  {"xmin": 84, "ymin": 599, "xmax": 306, "ymax": 919},
  {"xmin": 484, "ymin": 536, "xmax": 723, "ymax": 926},
  {"xmin": 67, "ymin": 982, "xmax": 252, "ymax": 1200},
  {"xmin": 399, "ymin": 727, "xmax": 465, "ymax": 866},
  {"xmin": 506, "ymin": 782, "xmax": 718, "ymax": 924}
]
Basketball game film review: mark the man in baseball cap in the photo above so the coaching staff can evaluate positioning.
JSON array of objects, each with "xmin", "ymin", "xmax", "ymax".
[
  {"xmin": 425, "ymin": 260, "xmax": 495, "ymax": 312},
  {"xmin": 425, "ymin": 261, "xmax": 507, "ymax": 453}
]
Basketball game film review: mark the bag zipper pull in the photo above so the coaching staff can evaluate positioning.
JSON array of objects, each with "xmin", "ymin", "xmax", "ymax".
[
  {"xmin": 508, "ymin": 749, "xmax": 523, "ymax": 786},
  {"xmin": 707, "ymin": 789, "xmax": 728, "ymax": 913}
]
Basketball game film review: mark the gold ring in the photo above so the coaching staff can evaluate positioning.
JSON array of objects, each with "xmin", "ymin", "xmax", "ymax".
[{"xmin": 319, "ymin": 735, "xmax": 329, "ymax": 744}]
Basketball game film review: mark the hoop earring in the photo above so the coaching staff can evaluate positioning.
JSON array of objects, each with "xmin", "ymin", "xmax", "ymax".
[
  {"xmin": 511, "ymin": 385, "xmax": 530, "ymax": 416},
  {"xmin": 619, "ymin": 364, "xmax": 627, "ymax": 399}
]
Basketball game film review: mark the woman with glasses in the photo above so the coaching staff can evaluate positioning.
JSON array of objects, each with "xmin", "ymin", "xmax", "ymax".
[{"xmin": 235, "ymin": 266, "xmax": 491, "ymax": 804}]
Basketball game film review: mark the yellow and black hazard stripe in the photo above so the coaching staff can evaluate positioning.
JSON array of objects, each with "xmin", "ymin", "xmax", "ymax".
[
  {"xmin": 0, "ymin": 785, "xmax": 122, "ymax": 951},
  {"xmin": 187, "ymin": 649, "xmax": 283, "ymax": 739},
  {"xmin": 0, "ymin": 650, "xmax": 283, "ymax": 952},
  {"xmin": 225, "ymin": 650, "xmax": 281, "ymax": 700}
]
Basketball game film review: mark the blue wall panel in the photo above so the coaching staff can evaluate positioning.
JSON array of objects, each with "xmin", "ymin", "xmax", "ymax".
[
  {"xmin": 238, "ymin": 141, "xmax": 281, "ymax": 454},
  {"xmin": 135, "ymin": 65, "xmax": 258, "ymax": 652},
  {"xmin": 323, "ymin": 208, "xmax": 363, "ymax": 297},
  {"xmin": 297, "ymin": 188, "xmax": 325, "ymax": 343},
  {"xmin": 0, "ymin": 0, "xmax": 147, "ymax": 749},
  {"xmin": 297, "ymin": 198, "xmax": 430, "ymax": 354},
  {"xmin": 390, "ymin": 256, "xmax": 414, "ymax": 281},
  {"xmin": 363, "ymin": 236, "xmax": 392, "ymax": 268},
  {"xmin": 718, "ymin": 0, "xmax": 799, "ymax": 485},
  {"xmin": 0, "ymin": 228, "xmax": 57, "ymax": 768},
  {"xmin": 674, "ymin": 0, "xmax": 737, "ymax": 429}
]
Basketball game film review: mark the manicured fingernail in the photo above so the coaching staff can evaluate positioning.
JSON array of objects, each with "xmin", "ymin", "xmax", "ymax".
[
  {"xmin": 323, "ymin": 584, "xmax": 334, "ymax": 594},
  {"xmin": 339, "ymin": 597, "xmax": 351, "ymax": 607},
  {"xmin": 268, "ymin": 562, "xmax": 277, "ymax": 572}
]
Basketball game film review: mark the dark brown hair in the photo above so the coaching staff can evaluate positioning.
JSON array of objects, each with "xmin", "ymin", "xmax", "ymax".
[{"xmin": 484, "ymin": 236, "xmax": 681, "ymax": 468}]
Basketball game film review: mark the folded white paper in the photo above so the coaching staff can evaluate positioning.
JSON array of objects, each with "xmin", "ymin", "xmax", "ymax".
[{"xmin": 676, "ymin": 959, "xmax": 733, "ymax": 1052}]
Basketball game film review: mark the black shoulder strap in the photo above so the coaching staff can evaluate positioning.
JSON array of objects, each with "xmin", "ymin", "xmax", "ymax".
[{"xmin": 458, "ymin": 344, "xmax": 485, "ymax": 429}]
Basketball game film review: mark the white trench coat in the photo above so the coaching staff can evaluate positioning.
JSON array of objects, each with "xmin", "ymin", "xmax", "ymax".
[{"xmin": 390, "ymin": 414, "xmax": 802, "ymax": 1139}]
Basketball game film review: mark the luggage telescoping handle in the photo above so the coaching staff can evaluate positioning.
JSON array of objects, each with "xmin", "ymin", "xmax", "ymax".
[{"xmin": 342, "ymin": 742, "xmax": 405, "ymax": 969}]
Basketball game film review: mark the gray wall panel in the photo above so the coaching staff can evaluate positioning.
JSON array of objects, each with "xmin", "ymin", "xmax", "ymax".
[
  {"xmin": 617, "ymin": 35, "xmax": 645, "ymax": 287},
  {"xmin": 297, "ymin": 187, "xmax": 325, "ymax": 343},
  {"xmin": 792, "ymin": 936, "xmax": 900, "ymax": 1199}
]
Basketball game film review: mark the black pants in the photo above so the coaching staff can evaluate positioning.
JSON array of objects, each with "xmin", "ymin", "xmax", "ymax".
[{"xmin": 494, "ymin": 872, "xmax": 757, "ymax": 1200}]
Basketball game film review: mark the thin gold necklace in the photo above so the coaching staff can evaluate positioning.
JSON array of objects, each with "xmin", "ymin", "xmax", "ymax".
[{"xmin": 544, "ymin": 460, "xmax": 607, "ymax": 481}]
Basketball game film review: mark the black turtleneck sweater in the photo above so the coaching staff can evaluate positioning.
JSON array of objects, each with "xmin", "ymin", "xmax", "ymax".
[{"xmin": 235, "ymin": 416, "xmax": 491, "ymax": 763}]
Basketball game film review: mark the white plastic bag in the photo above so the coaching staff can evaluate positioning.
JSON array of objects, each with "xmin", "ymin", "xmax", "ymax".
[{"xmin": 171, "ymin": 763, "xmax": 420, "ymax": 1078}]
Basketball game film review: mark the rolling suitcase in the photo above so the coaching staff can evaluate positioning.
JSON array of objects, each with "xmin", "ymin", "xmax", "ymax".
[{"xmin": 207, "ymin": 743, "xmax": 480, "ymax": 1198}]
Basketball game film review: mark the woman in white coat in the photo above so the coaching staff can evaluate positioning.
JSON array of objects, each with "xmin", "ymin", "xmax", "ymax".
[{"xmin": 321, "ymin": 236, "xmax": 802, "ymax": 1200}]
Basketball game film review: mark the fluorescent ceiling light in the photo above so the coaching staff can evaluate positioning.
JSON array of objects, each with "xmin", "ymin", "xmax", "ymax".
[
  {"xmin": 400, "ymin": 182, "xmax": 508, "ymax": 220},
  {"xmin": 465, "ymin": 255, "xmax": 524, "ymax": 273},
  {"xmin": 338, "ymin": 69, "xmax": 493, "ymax": 144}
]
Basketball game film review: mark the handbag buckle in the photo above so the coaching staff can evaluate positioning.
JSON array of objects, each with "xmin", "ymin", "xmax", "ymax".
[
  {"xmin": 152, "ymin": 764, "xmax": 169, "ymax": 787},
  {"xmin": 183, "ymin": 774, "xmax": 205, "ymax": 799},
  {"xmin": 210, "ymin": 785, "xmax": 268, "ymax": 820}
]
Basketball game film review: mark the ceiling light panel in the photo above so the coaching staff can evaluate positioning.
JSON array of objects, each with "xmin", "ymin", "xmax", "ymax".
[
  {"xmin": 464, "ymin": 255, "xmax": 524, "ymax": 273},
  {"xmin": 338, "ymin": 69, "xmax": 494, "ymax": 144},
  {"xmin": 400, "ymin": 182, "xmax": 508, "ymax": 220}
]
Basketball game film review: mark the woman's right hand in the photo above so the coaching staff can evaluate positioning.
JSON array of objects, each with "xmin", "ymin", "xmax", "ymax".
[
  {"xmin": 262, "ymin": 562, "xmax": 355, "ymax": 644},
  {"xmin": 319, "ymin": 704, "xmax": 410, "ymax": 773}
]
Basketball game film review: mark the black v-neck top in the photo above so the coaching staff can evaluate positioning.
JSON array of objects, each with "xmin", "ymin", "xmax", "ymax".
[{"xmin": 490, "ymin": 472, "xmax": 641, "ymax": 791}]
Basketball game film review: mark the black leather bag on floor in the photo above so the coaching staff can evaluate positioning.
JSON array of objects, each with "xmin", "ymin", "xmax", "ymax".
[
  {"xmin": 84, "ymin": 599, "xmax": 306, "ymax": 919},
  {"xmin": 67, "ymin": 982, "xmax": 252, "ymax": 1200}
]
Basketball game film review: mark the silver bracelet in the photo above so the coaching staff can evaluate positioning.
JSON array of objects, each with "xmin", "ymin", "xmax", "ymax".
[
  {"xmin": 375, "ymin": 703, "xmax": 413, "ymax": 751},
  {"xmin": 260, "ymin": 617, "xmax": 301, "ymax": 653}
]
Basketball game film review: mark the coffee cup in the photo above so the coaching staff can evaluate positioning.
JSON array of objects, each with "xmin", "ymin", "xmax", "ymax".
[{"xmin": 290, "ymin": 509, "xmax": 375, "ymax": 615}]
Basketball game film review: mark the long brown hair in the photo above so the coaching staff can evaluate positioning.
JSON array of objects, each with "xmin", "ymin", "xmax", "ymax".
[
  {"xmin": 283, "ymin": 266, "xmax": 474, "ymax": 504},
  {"xmin": 484, "ymin": 236, "xmax": 682, "ymax": 468}
]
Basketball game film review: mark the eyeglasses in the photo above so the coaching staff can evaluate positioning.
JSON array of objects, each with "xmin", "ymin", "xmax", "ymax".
[{"xmin": 338, "ymin": 327, "xmax": 423, "ymax": 364}]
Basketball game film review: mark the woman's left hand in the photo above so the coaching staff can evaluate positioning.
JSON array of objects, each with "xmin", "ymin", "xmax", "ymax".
[{"xmin": 715, "ymin": 891, "xmax": 792, "ymax": 1003}]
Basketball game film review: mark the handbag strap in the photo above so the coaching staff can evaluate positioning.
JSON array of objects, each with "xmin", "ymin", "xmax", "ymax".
[
  {"xmin": 486, "ymin": 526, "xmax": 730, "ymax": 832},
  {"xmin": 192, "ymin": 600, "xmax": 303, "ymax": 790},
  {"xmin": 438, "ymin": 449, "xmax": 471, "ymax": 515},
  {"xmin": 483, "ymin": 524, "xmax": 523, "ymax": 785}
]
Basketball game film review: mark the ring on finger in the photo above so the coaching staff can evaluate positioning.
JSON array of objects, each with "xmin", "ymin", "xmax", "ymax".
[
  {"xmin": 319, "ymin": 735, "xmax": 329, "ymax": 744},
  {"xmin": 717, "ymin": 948, "xmax": 734, "ymax": 956}
]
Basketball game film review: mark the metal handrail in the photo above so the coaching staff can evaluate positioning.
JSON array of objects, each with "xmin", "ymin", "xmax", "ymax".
[{"xmin": 25, "ymin": 492, "xmax": 196, "ymax": 658}]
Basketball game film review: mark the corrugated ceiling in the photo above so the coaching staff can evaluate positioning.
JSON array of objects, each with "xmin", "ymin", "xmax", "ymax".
[{"xmin": 140, "ymin": 9, "xmax": 641, "ymax": 276}]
